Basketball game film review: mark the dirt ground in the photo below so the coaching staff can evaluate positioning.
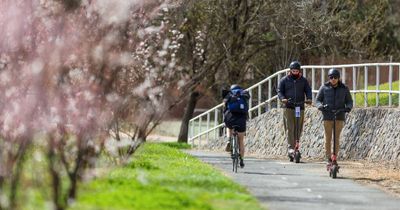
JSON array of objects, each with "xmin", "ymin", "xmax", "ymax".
[
  {"xmin": 248, "ymin": 153, "xmax": 400, "ymax": 198},
  {"xmin": 339, "ymin": 160, "xmax": 400, "ymax": 198}
]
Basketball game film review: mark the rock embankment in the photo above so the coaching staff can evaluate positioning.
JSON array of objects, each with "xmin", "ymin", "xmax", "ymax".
[{"xmin": 204, "ymin": 108, "xmax": 400, "ymax": 165}]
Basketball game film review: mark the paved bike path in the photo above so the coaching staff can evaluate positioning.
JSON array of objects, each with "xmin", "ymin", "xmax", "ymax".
[{"xmin": 187, "ymin": 150, "xmax": 400, "ymax": 210}]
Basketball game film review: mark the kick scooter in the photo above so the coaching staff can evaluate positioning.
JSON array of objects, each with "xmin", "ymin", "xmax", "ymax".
[
  {"xmin": 325, "ymin": 106, "xmax": 348, "ymax": 178},
  {"xmin": 287, "ymin": 99, "xmax": 305, "ymax": 163}
]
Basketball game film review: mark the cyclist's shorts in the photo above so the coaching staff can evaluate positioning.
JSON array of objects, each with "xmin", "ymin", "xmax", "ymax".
[{"xmin": 224, "ymin": 111, "xmax": 246, "ymax": 133}]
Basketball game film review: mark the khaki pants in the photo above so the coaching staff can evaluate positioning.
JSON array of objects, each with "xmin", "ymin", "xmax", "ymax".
[
  {"xmin": 323, "ymin": 120, "xmax": 344, "ymax": 159},
  {"xmin": 283, "ymin": 108, "xmax": 304, "ymax": 149}
]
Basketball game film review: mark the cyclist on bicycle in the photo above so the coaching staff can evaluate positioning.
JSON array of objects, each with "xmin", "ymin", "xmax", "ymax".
[
  {"xmin": 222, "ymin": 84, "xmax": 250, "ymax": 168},
  {"xmin": 277, "ymin": 61, "xmax": 312, "ymax": 161},
  {"xmin": 315, "ymin": 68, "xmax": 352, "ymax": 163}
]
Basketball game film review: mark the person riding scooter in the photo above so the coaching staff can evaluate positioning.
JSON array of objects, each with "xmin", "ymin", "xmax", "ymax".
[
  {"xmin": 277, "ymin": 61, "xmax": 312, "ymax": 161},
  {"xmin": 315, "ymin": 68, "xmax": 353, "ymax": 164}
]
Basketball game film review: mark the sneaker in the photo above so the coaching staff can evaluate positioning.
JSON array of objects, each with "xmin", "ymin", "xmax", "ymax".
[
  {"xmin": 225, "ymin": 142, "xmax": 231, "ymax": 152},
  {"xmin": 288, "ymin": 148, "xmax": 294, "ymax": 161},
  {"xmin": 239, "ymin": 158, "xmax": 245, "ymax": 168},
  {"xmin": 288, "ymin": 148, "xmax": 295, "ymax": 155}
]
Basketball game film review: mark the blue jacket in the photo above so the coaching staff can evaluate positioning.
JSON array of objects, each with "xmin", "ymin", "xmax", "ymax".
[{"xmin": 278, "ymin": 74, "xmax": 312, "ymax": 109}]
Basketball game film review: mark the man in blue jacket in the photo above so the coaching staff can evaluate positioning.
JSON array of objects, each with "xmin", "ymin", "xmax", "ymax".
[
  {"xmin": 278, "ymin": 61, "xmax": 312, "ymax": 161},
  {"xmin": 316, "ymin": 68, "xmax": 353, "ymax": 163}
]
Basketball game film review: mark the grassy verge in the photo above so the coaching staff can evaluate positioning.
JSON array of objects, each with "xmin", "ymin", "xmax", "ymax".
[
  {"xmin": 160, "ymin": 142, "xmax": 192, "ymax": 149},
  {"xmin": 70, "ymin": 143, "xmax": 263, "ymax": 210},
  {"xmin": 355, "ymin": 80, "xmax": 399, "ymax": 106}
]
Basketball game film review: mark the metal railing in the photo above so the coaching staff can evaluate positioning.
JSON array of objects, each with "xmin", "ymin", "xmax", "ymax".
[{"xmin": 188, "ymin": 63, "xmax": 400, "ymax": 147}]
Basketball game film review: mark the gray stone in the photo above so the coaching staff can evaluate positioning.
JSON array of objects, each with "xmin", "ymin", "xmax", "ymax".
[{"xmin": 202, "ymin": 107, "xmax": 400, "ymax": 166}]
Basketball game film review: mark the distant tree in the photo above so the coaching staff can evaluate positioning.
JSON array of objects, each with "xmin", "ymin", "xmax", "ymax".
[
  {"xmin": 175, "ymin": 0, "xmax": 276, "ymax": 143},
  {"xmin": 174, "ymin": 0, "xmax": 400, "ymax": 143},
  {"xmin": 268, "ymin": 0, "xmax": 400, "ymax": 64}
]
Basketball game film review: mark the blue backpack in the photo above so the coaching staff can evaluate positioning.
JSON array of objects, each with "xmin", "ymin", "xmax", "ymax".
[{"xmin": 227, "ymin": 89, "xmax": 248, "ymax": 113}]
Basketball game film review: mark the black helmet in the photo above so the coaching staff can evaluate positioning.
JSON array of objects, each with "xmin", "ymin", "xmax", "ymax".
[
  {"xmin": 289, "ymin": 61, "xmax": 301, "ymax": 70},
  {"xmin": 328, "ymin": 68, "xmax": 340, "ymax": 77},
  {"xmin": 230, "ymin": 84, "xmax": 241, "ymax": 90}
]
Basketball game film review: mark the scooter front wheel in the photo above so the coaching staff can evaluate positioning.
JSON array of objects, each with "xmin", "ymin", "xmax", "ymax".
[{"xmin": 288, "ymin": 150, "xmax": 294, "ymax": 162}]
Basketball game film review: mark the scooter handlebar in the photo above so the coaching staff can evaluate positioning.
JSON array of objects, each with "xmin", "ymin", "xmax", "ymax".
[
  {"xmin": 321, "ymin": 104, "xmax": 350, "ymax": 114},
  {"xmin": 286, "ymin": 98, "xmax": 306, "ymax": 106}
]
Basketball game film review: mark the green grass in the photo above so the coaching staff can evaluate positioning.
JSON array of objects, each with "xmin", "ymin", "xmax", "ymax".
[
  {"xmin": 70, "ymin": 143, "xmax": 263, "ymax": 210},
  {"xmin": 160, "ymin": 142, "xmax": 192, "ymax": 149},
  {"xmin": 355, "ymin": 80, "xmax": 399, "ymax": 106}
]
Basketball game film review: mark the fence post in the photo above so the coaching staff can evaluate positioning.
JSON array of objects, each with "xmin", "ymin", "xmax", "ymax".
[
  {"xmin": 376, "ymin": 65, "xmax": 380, "ymax": 106},
  {"xmin": 199, "ymin": 116, "xmax": 202, "ymax": 147},
  {"xmin": 352, "ymin": 66, "xmax": 356, "ymax": 106},
  {"xmin": 190, "ymin": 120, "xmax": 194, "ymax": 147},
  {"xmin": 364, "ymin": 66, "xmax": 368, "ymax": 107},
  {"xmin": 258, "ymin": 85, "xmax": 262, "ymax": 116},
  {"xmin": 389, "ymin": 64, "xmax": 393, "ymax": 106},
  {"xmin": 268, "ymin": 79, "xmax": 272, "ymax": 110},
  {"xmin": 312, "ymin": 68, "xmax": 315, "ymax": 101},
  {"xmin": 214, "ymin": 109, "xmax": 218, "ymax": 140},
  {"xmin": 249, "ymin": 89, "xmax": 253, "ymax": 119},
  {"xmin": 277, "ymin": 73, "xmax": 282, "ymax": 107},
  {"xmin": 342, "ymin": 67, "xmax": 346, "ymax": 85},
  {"xmin": 206, "ymin": 113, "xmax": 210, "ymax": 144}
]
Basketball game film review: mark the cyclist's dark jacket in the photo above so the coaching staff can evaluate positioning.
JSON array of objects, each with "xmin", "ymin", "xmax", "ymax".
[
  {"xmin": 223, "ymin": 90, "xmax": 250, "ymax": 133},
  {"xmin": 278, "ymin": 73, "xmax": 312, "ymax": 110},
  {"xmin": 315, "ymin": 81, "xmax": 353, "ymax": 121}
]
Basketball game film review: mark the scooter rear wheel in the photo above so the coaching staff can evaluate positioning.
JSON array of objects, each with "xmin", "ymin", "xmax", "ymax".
[
  {"xmin": 331, "ymin": 165, "xmax": 338, "ymax": 179},
  {"xmin": 294, "ymin": 151, "xmax": 301, "ymax": 163}
]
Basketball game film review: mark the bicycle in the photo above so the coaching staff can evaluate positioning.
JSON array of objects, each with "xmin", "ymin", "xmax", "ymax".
[{"xmin": 322, "ymin": 105, "xmax": 349, "ymax": 178}]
